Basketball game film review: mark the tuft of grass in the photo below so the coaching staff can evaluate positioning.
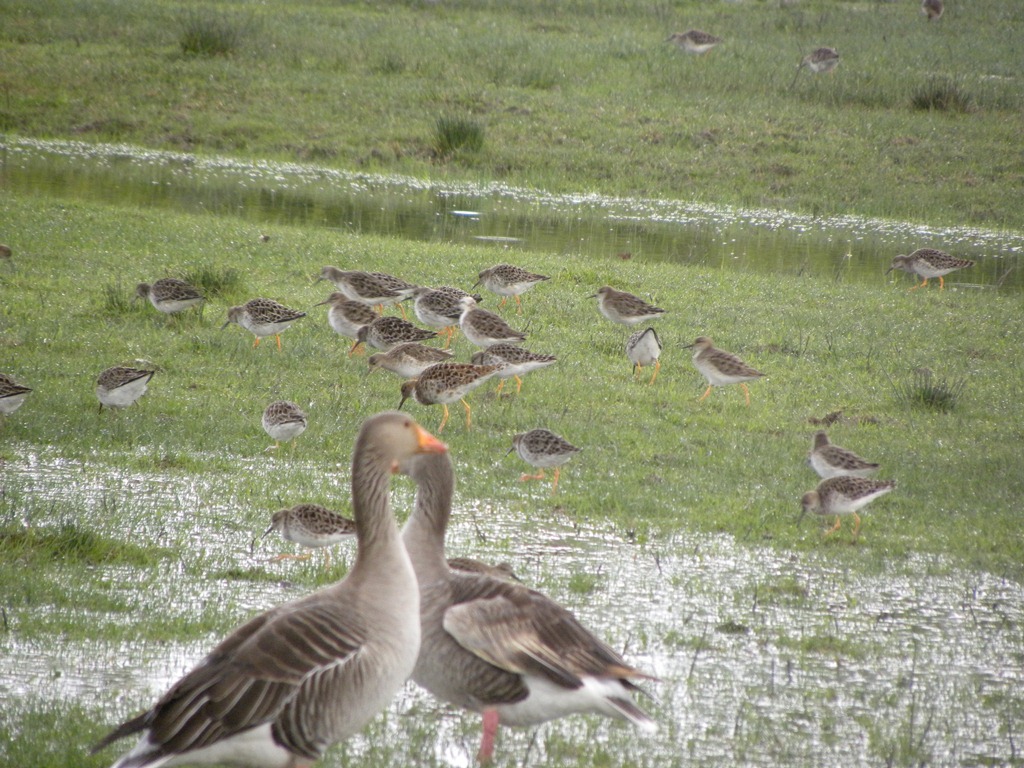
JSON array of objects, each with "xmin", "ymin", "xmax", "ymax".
[
  {"xmin": 893, "ymin": 368, "xmax": 967, "ymax": 413},
  {"xmin": 0, "ymin": 523, "xmax": 167, "ymax": 566},
  {"xmin": 178, "ymin": 9, "xmax": 249, "ymax": 57},
  {"xmin": 182, "ymin": 264, "xmax": 243, "ymax": 298},
  {"xmin": 911, "ymin": 77, "xmax": 974, "ymax": 113},
  {"xmin": 102, "ymin": 282, "xmax": 135, "ymax": 314},
  {"xmin": 433, "ymin": 115, "xmax": 485, "ymax": 158}
]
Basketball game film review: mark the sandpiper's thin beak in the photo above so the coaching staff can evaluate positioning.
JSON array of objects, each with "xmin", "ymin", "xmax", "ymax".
[
  {"xmin": 313, "ymin": 298, "xmax": 330, "ymax": 307},
  {"xmin": 220, "ymin": 319, "xmax": 231, "ymax": 330},
  {"xmin": 261, "ymin": 524, "xmax": 275, "ymax": 540},
  {"xmin": 885, "ymin": 266, "xmax": 895, "ymax": 275},
  {"xmin": 349, "ymin": 340, "xmax": 363, "ymax": 355},
  {"xmin": 414, "ymin": 423, "xmax": 448, "ymax": 454},
  {"xmin": 504, "ymin": 445, "xmax": 516, "ymax": 457}
]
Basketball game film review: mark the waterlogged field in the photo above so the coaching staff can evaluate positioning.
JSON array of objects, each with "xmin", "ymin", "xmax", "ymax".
[
  {"xmin": 3, "ymin": 455, "xmax": 1023, "ymax": 767},
  {"xmin": 1, "ymin": 184, "xmax": 1023, "ymax": 766}
]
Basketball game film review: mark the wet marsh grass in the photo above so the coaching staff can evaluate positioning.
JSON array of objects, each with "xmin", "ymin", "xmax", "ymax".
[
  {"xmin": 2, "ymin": 193, "xmax": 1023, "ymax": 766},
  {"xmin": 1, "ymin": 0, "xmax": 1022, "ymax": 227}
]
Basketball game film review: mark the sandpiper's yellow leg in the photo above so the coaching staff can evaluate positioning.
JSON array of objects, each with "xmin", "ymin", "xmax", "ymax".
[
  {"xmin": 909, "ymin": 278, "xmax": 928, "ymax": 291},
  {"xmin": 514, "ymin": 375, "xmax": 523, "ymax": 394},
  {"xmin": 649, "ymin": 360, "xmax": 661, "ymax": 385},
  {"xmin": 551, "ymin": 466, "xmax": 561, "ymax": 494},
  {"xmin": 437, "ymin": 404, "xmax": 451, "ymax": 434},
  {"xmin": 461, "ymin": 398, "xmax": 472, "ymax": 428},
  {"xmin": 699, "ymin": 385, "xmax": 713, "ymax": 401},
  {"xmin": 520, "ymin": 469, "xmax": 546, "ymax": 482},
  {"xmin": 825, "ymin": 516, "xmax": 843, "ymax": 535},
  {"xmin": 253, "ymin": 337, "xmax": 261, "ymax": 348},
  {"xmin": 938, "ymin": 276, "xmax": 945, "ymax": 291},
  {"xmin": 275, "ymin": 334, "xmax": 282, "ymax": 351},
  {"xmin": 851, "ymin": 512, "xmax": 862, "ymax": 538},
  {"xmin": 495, "ymin": 379, "xmax": 505, "ymax": 395},
  {"xmin": 499, "ymin": 297, "xmax": 508, "ymax": 308},
  {"xmin": 741, "ymin": 383, "xmax": 751, "ymax": 406},
  {"xmin": 514, "ymin": 295, "xmax": 524, "ymax": 315}
]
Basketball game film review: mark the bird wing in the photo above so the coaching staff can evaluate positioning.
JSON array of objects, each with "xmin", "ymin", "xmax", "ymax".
[
  {"xmin": 442, "ymin": 585, "xmax": 654, "ymax": 691},
  {"xmin": 95, "ymin": 597, "xmax": 365, "ymax": 759}
]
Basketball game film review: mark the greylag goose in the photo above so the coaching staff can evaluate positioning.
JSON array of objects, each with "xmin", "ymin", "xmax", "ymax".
[
  {"xmin": 399, "ymin": 451, "xmax": 657, "ymax": 763},
  {"xmin": 93, "ymin": 411, "xmax": 446, "ymax": 768}
]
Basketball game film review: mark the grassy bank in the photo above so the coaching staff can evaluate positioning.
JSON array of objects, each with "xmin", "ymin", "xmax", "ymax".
[{"xmin": 1, "ymin": 0, "xmax": 1022, "ymax": 227}]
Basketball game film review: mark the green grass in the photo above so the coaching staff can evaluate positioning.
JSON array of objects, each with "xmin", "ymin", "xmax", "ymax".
[
  {"xmin": 0, "ymin": 0, "xmax": 1022, "ymax": 226},
  {"xmin": 2, "ymin": 190, "xmax": 1022, "ymax": 581}
]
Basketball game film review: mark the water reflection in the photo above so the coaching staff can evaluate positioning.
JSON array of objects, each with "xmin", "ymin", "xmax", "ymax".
[
  {"xmin": 2, "ymin": 454, "xmax": 1022, "ymax": 765},
  {"xmin": 2, "ymin": 137, "xmax": 1021, "ymax": 291}
]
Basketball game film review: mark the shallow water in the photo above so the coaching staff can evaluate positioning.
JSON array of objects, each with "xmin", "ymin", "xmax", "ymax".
[
  {"xmin": 2, "ymin": 137, "xmax": 1022, "ymax": 291},
  {"xmin": 2, "ymin": 455, "xmax": 1022, "ymax": 766}
]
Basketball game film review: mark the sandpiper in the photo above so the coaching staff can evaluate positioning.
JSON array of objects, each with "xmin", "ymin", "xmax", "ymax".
[
  {"xmin": 315, "ymin": 292, "xmax": 379, "ymax": 342},
  {"xmin": 368, "ymin": 342, "xmax": 454, "ymax": 378},
  {"xmin": 351, "ymin": 316, "xmax": 438, "ymax": 354},
  {"xmin": 96, "ymin": 366, "xmax": 155, "ymax": 412},
  {"xmin": 626, "ymin": 327, "xmax": 663, "ymax": 385},
  {"xmin": 262, "ymin": 400, "xmax": 307, "ymax": 451},
  {"xmin": 685, "ymin": 336, "xmax": 764, "ymax": 406},
  {"xmin": 591, "ymin": 286, "xmax": 666, "ymax": 326},
  {"xmin": 800, "ymin": 476, "xmax": 896, "ymax": 537},
  {"xmin": 411, "ymin": 287, "xmax": 466, "ymax": 348},
  {"xmin": 667, "ymin": 29, "xmax": 722, "ymax": 54},
  {"xmin": 508, "ymin": 428, "xmax": 581, "ymax": 494},
  {"xmin": 0, "ymin": 373, "xmax": 32, "ymax": 416},
  {"xmin": 222, "ymin": 298, "xmax": 305, "ymax": 349},
  {"xmin": 474, "ymin": 264, "xmax": 550, "ymax": 314},
  {"xmin": 318, "ymin": 266, "xmax": 404, "ymax": 312},
  {"xmin": 134, "ymin": 278, "xmax": 204, "ymax": 315},
  {"xmin": 887, "ymin": 248, "xmax": 974, "ymax": 291},
  {"xmin": 261, "ymin": 503, "xmax": 356, "ymax": 568},
  {"xmin": 799, "ymin": 47, "xmax": 840, "ymax": 74},
  {"xmin": 470, "ymin": 343, "xmax": 557, "ymax": 395},
  {"xmin": 922, "ymin": 0, "xmax": 943, "ymax": 20},
  {"xmin": 398, "ymin": 361, "xmax": 504, "ymax": 433},
  {"xmin": 446, "ymin": 557, "xmax": 522, "ymax": 582},
  {"xmin": 458, "ymin": 296, "xmax": 527, "ymax": 348},
  {"xmin": 808, "ymin": 431, "xmax": 880, "ymax": 479}
]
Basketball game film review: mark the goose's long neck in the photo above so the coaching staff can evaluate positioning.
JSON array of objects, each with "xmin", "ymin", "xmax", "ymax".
[
  {"xmin": 349, "ymin": 440, "xmax": 403, "ymax": 578},
  {"xmin": 402, "ymin": 453, "xmax": 455, "ymax": 584}
]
